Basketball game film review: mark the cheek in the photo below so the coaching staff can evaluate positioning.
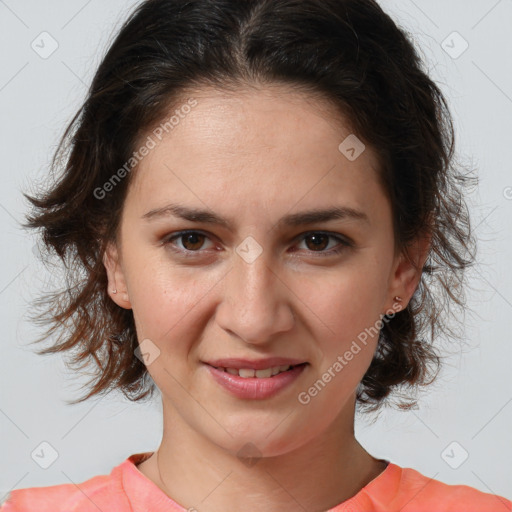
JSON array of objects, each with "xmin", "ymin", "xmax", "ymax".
[
  {"xmin": 301, "ymin": 272, "xmax": 385, "ymax": 386},
  {"xmin": 303, "ymin": 269, "xmax": 384, "ymax": 338},
  {"xmin": 125, "ymin": 254, "xmax": 218, "ymax": 343}
]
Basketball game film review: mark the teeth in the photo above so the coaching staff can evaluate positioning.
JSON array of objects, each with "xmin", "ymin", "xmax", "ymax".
[
  {"xmin": 255, "ymin": 368, "xmax": 272, "ymax": 378},
  {"xmin": 218, "ymin": 365, "xmax": 296, "ymax": 378}
]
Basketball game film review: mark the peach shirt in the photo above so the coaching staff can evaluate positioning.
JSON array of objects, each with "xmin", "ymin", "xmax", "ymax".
[{"xmin": 2, "ymin": 452, "xmax": 511, "ymax": 511}]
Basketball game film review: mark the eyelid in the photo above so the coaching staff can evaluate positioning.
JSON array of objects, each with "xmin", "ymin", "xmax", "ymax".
[
  {"xmin": 161, "ymin": 230, "xmax": 217, "ymax": 252},
  {"xmin": 162, "ymin": 229, "xmax": 353, "ymax": 255},
  {"xmin": 292, "ymin": 230, "xmax": 354, "ymax": 247}
]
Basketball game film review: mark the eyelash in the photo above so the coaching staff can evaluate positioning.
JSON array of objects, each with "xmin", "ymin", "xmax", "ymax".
[{"xmin": 161, "ymin": 230, "xmax": 352, "ymax": 258}]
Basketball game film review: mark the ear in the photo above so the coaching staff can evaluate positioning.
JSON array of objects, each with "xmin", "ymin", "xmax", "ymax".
[
  {"xmin": 103, "ymin": 241, "xmax": 132, "ymax": 310},
  {"xmin": 386, "ymin": 231, "xmax": 431, "ymax": 312}
]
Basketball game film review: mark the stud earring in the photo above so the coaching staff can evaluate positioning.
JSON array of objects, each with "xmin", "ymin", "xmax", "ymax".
[{"xmin": 112, "ymin": 289, "xmax": 117, "ymax": 294}]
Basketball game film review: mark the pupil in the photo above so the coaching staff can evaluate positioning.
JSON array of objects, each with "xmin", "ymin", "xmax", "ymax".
[
  {"xmin": 307, "ymin": 234, "xmax": 328, "ymax": 251},
  {"xmin": 184, "ymin": 233, "xmax": 203, "ymax": 250}
]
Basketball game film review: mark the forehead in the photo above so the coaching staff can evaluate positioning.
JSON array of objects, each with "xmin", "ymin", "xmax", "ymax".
[
  {"xmin": 145, "ymin": 85, "xmax": 369, "ymax": 161},
  {"xmin": 126, "ymin": 85, "xmax": 387, "ymax": 226}
]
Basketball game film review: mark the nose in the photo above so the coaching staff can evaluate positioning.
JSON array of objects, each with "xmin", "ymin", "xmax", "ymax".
[{"xmin": 215, "ymin": 250, "xmax": 295, "ymax": 345}]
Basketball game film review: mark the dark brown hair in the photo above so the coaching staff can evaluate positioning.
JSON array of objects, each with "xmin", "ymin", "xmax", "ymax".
[{"xmin": 23, "ymin": 0, "xmax": 476, "ymax": 413}]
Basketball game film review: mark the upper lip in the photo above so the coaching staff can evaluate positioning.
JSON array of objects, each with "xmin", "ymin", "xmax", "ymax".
[{"xmin": 205, "ymin": 357, "xmax": 307, "ymax": 370}]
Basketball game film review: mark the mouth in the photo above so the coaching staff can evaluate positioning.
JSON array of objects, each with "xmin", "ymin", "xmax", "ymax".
[
  {"xmin": 210, "ymin": 363, "xmax": 307, "ymax": 378},
  {"xmin": 203, "ymin": 359, "xmax": 309, "ymax": 400}
]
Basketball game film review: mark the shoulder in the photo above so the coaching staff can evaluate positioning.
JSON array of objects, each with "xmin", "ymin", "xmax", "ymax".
[
  {"xmin": 0, "ymin": 474, "xmax": 127, "ymax": 512},
  {"xmin": 0, "ymin": 453, "xmax": 150, "ymax": 512},
  {"xmin": 359, "ymin": 462, "xmax": 512, "ymax": 512}
]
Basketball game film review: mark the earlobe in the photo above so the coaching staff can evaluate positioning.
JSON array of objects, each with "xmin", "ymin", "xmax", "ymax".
[
  {"xmin": 387, "ymin": 232, "xmax": 432, "ymax": 312},
  {"xmin": 103, "ymin": 242, "xmax": 132, "ymax": 310}
]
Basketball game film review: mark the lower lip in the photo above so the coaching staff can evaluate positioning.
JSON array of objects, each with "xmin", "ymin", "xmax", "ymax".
[{"xmin": 205, "ymin": 363, "xmax": 308, "ymax": 400}]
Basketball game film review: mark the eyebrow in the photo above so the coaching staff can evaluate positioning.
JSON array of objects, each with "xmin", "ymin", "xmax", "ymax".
[{"xmin": 141, "ymin": 203, "xmax": 370, "ymax": 229}]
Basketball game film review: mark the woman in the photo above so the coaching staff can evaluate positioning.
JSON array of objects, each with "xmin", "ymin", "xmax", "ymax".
[{"xmin": 2, "ymin": 0, "xmax": 510, "ymax": 510}]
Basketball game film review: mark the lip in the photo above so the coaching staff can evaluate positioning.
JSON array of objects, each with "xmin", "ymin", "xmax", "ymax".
[
  {"xmin": 205, "ymin": 357, "xmax": 307, "ymax": 370},
  {"xmin": 204, "ymin": 361, "xmax": 308, "ymax": 400}
]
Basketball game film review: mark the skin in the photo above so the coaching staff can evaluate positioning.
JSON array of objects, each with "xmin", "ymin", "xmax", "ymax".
[{"xmin": 104, "ymin": 84, "xmax": 430, "ymax": 512}]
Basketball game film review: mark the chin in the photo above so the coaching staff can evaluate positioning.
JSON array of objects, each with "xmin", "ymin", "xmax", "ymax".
[{"xmin": 201, "ymin": 415, "xmax": 319, "ymax": 461}]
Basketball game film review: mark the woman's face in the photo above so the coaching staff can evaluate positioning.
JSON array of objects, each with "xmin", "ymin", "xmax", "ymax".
[{"xmin": 105, "ymin": 85, "xmax": 420, "ymax": 457}]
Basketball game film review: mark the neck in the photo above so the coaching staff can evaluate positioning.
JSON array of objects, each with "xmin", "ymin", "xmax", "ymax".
[{"xmin": 143, "ymin": 396, "xmax": 385, "ymax": 512}]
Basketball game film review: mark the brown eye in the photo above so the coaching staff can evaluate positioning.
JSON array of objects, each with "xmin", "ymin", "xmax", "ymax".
[
  {"xmin": 163, "ymin": 231, "xmax": 214, "ymax": 253},
  {"xmin": 304, "ymin": 233, "xmax": 330, "ymax": 251},
  {"xmin": 180, "ymin": 232, "xmax": 206, "ymax": 251},
  {"xmin": 295, "ymin": 232, "xmax": 351, "ymax": 256}
]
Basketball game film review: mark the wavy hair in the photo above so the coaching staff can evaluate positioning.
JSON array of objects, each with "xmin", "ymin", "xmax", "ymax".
[{"xmin": 23, "ymin": 0, "xmax": 477, "ymax": 413}]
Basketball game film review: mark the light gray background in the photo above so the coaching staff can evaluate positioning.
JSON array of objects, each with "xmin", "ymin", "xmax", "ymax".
[{"xmin": 1, "ymin": 0, "xmax": 511, "ymax": 503}]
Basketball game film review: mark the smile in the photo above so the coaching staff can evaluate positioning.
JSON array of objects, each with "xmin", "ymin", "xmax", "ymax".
[
  {"xmin": 213, "ymin": 365, "xmax": 298, "ymax": 378},
  {"xmin": 205, "ymin": 362, "xmax": 308, "ymax": 400}
]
